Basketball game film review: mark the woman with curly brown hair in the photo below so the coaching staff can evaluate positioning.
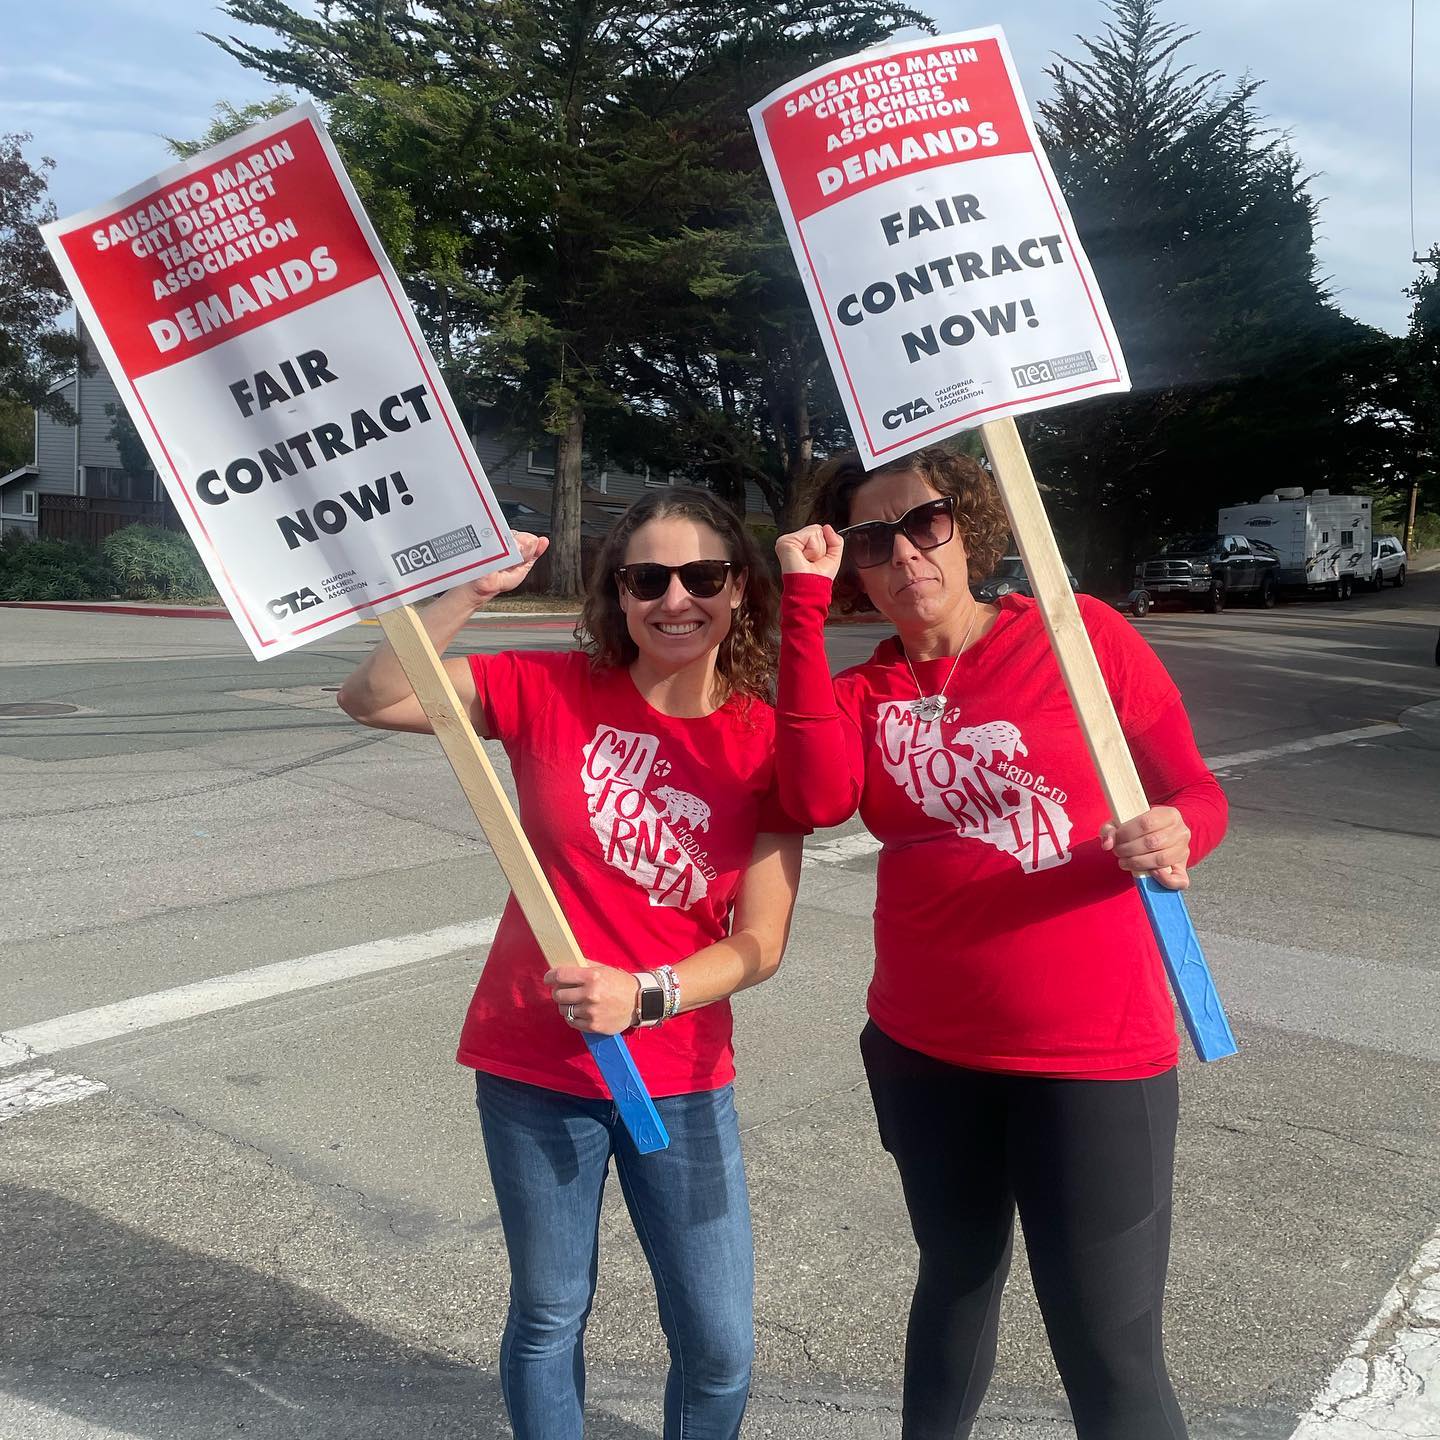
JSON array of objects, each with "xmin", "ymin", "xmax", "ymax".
[
  {"xmin": 774, "ymin": 445, "xmax": 1226, "ymax": 1440},
  {"xmin": 338, "ymin": 487, "xmax": 804, "ymax": 1440}
]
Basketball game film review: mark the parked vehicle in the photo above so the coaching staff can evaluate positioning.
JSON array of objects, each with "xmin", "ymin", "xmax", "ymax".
[
  {"xmin": 1135, "ymin": 533, "xmax": 1280, "ymax": 612},
  {"xmin": 1217, "ymin": 490, "xmax": 1373, "ymax": 599},
  {"xmin": 1371, "ymin": 535, "xmax": 1407, "ymax": 588},
  {"xmin": 974, "ymin": 555, "xmax": 1079, "ymax": 601},
  {"xmin": 978, "ymin": 556, "xmax": 1153, "ymax": 617}
]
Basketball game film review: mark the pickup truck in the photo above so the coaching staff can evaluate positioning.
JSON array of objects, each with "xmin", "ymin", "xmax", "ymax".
[{"xmin": 1135, "ymin": 533, "xmax": 1281, "ymax": 612}]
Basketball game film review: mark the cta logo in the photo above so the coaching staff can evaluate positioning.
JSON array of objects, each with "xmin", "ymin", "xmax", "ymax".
[
  {"xmin": 268, "ymin": 587, "xmax": 323, "ymax": 619},
  {"xmin": 882, "ymin": 396, "xmax": 935, "ymax": 430}
]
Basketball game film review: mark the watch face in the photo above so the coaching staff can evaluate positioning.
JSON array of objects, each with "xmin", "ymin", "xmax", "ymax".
[{"xmin": 639, "ymin": 983, "xmax": 666, "ymax": 1023}]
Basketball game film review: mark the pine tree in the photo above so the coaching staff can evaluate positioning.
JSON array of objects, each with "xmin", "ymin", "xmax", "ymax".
[
  {"xmin": 1028, "ymin": 0, "xmax": 1373, "ymax": 581},
  {"xmin": 209, "ymin": 0, "xmax": 924, "ymax": 586}
]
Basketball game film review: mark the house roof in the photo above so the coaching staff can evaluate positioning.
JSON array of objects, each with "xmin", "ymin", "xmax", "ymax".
[
  {"xmin": 489, "ymin": 481, "xmax": 626, "ymax": 539},
  {"xmin": 46, "ymin": 373, "xmax": 77, "ymax": 396},
  {"xmin": 0, "ymin": 464, "xmax": 39, "ymax": 490}
]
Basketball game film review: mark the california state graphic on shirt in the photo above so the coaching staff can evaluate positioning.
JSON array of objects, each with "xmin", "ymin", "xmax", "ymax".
[
  {"xmin": 580, "ymin": 725, "xmax": 717, "ymax": 908},
  {"xmin": 876, "ymin": 699, "xmax": 1073, "ymax": 873}
]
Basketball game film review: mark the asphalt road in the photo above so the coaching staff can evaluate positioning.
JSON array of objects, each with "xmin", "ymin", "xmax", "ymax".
[{"xmin": 1, "ymin": 573, "xmax": 1438, "ymax": 1440}]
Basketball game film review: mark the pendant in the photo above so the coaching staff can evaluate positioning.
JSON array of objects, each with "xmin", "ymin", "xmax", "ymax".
[{"xmin": 909, "ymin": 695, "xmax": 946, "ymax": 722}]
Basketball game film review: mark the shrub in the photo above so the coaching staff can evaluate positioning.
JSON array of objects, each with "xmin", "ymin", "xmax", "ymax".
[
  {"xmin": 0, "ymin": 534, "xmax": 115, "ymax": 601},
  {"xmin": 101, "ymin": 526, "xmax": 217, "ymax": 602}
]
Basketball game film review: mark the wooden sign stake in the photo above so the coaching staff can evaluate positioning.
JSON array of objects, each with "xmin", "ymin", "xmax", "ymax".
[
  {"xmin": 980, "ymin": 418, "xmax": 1238, "ymax": 1061},
  {"xmin": 377, "ymin": 604, "xmax": 671, "ymax": 1149}
]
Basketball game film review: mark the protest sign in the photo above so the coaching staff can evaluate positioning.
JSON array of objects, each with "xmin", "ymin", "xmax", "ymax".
[
  {"xmin": 752, "ymin": 31, "xmax": 1235, "ymax": 1061},
  {"xmin": 41, "ymin": 102, "xmax": 519, "ymax": 659},
  {"xmin": 41, "ymin": 106, "xmax": 672, "ymax": 1145},
  {"xmin": 749, "ymin": 27, "xmax": 1129, "ymax": 468}
]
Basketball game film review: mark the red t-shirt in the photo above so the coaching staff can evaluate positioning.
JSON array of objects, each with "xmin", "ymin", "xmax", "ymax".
[
  {"xmin": 457, "ymin": 649, "xmax": 796, "ymax": 1099},
  {"xmin": 777, "ymin": 574, "xmax": 1228, "ymax": 1078}
]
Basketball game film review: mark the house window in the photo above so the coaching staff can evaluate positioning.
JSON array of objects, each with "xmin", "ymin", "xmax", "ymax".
[
  {"xmin": 84, "ymin": 466, "xmax": 154, "ymax": 502},
  {"xmin": 1320, "ymin": 530, "xmax": 1329, "ymax": 543},
  {"xmin": 644, "ymin": 465, "xmax": 673, "ymax": 488},
  {"xmin": 22, "ymin": 490, "xmax": 36, "ymax": 517},
  {"xmin": 527, "ymin": 441, "xmax": 556, "ymax": 475},
  {"xmin": 1340, "ymin": 530, "xmax": 1353, "ymax": 547}
]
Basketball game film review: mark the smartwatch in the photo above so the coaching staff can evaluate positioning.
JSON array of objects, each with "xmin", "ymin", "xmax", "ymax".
[{"xmin": 635, "ymin": 971, "xmax": 666, "ymax": 1027}]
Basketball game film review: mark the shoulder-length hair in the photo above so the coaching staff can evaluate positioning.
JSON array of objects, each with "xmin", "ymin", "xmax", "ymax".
[
  {"xmin": 576, "ymin": 487, "xmax": 778, "ymax": 705},
  {"xmin": 808, "ymin": 445, "xmax": 1011, "ymax": 613}
]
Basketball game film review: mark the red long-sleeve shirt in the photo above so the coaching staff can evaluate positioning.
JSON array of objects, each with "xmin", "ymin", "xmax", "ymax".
[{"xmin": 778, "ymin": 573, "xmax": 1228, "ymax": 1078}]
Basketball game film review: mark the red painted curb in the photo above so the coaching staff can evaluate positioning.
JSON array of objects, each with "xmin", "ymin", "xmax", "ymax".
[{"xmin": 0, "ymin": 600, "xmax": 230, "ymax": 620}]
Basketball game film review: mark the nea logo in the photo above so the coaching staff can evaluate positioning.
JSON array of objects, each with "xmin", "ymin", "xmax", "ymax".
[
  {"xmin": 882, "ymin": 397, "xmax": 935, "ymax": 430},
  {"xmin": 268, "ymin": 587, "xmax": 323, "ymax": 619},
  {"xmin": 394, "ymin": 542, "xmax": 438, "ymax": 575}
]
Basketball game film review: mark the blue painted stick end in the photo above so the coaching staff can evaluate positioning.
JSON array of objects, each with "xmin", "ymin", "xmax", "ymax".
[
  {"xmin": 1136, "ymin": 876, "xmax": 1238, "ymax": 1063},
  {"xmin": 583, "ymin": 1032, "xmax": 671, "ymax": 1153}
]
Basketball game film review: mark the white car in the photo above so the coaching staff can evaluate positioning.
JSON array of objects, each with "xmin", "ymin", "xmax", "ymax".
[{"xmin": 1372, "ymin": 536, "xmax": 1407, "ymax": 588}]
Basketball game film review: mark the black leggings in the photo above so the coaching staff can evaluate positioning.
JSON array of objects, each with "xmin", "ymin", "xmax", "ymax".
[{"xmin": 861, "ymin": 1021, "xmax": 1187, "ymax": 1440}]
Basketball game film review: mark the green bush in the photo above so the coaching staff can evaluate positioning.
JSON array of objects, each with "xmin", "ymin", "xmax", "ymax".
[
  {"xmin": 0, "ymin": 534, "xmax": 115, "ymax": 601},
  {"xmin": 1409, "ymin": 511, "xmax": 1440, "ymax": 552},
  {"xmin": 101, "ymin": 526, "xmax": 217, "ymax": 602}
]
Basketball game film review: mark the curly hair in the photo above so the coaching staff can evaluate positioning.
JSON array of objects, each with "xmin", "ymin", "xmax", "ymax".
[
  {"xmin": 807, "ymin": 445, "xmax": 1011, "ymax": 614},
  {"xmin": 576, "ymin": 487, "xmax": 778, "ymax": 706}
]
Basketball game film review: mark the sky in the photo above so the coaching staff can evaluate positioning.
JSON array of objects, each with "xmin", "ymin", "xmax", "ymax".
[{"xmin": 1, "ymin": 0, "xmax": 1434, "ymax": 336}]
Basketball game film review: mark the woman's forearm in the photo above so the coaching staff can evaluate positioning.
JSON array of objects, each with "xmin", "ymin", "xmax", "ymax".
[
  {"xmin": 337, "ymin": 585, "xmax": 486, "ymax": 723},
  {"xmin": 777, "ymin": 574, "xmax": 864, "ymax": 826}
]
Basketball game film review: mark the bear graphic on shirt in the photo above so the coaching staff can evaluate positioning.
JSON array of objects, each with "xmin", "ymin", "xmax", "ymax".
[
  {"xmin": 580, "ymin": 726, "xmax": 711, "ymax": 908},
  {"xmin": 877, "ymin": 700, "xmax": 1072, "ymax": 872}
]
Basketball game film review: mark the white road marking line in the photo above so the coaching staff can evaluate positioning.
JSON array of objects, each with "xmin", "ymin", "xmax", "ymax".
[
  {"xmin": 0, "ymin": 919, "xmax": 499, "ymax": 1071},
  {"xmin": 218, "ymin": 1361, "xmax": 305, "ymax": 1411},
  {"xmin": 1205, "ymin": 724, "xmax": 1402, "ymax": 771},
  {"xmin": 1289, "ymin": 1231, "xmax": 1440, "ymax": 1438},
  {"xmin": 0, "ymin": 1067, "xmax": 107, "ymax": 1122}
]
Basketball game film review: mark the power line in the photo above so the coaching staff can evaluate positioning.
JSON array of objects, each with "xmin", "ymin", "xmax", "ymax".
[
  {"xmin": 1412, "ymin": 0, "xmax": 1419, "ymax": 259},
  {"xmin": 1412, "ymin": 0, "xmax": 1437, "ymax": 264}
]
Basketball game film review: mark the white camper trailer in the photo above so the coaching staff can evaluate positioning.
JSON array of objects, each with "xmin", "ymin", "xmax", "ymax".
[{"xmin": 1217, "ymin": 489, "xmax": 1373, "ymax": 598}]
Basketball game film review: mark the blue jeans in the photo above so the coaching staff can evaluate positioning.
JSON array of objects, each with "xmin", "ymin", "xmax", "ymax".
[{"xmin": 474, "ymin": 1071, "xmax": 754, "ymax": 1440}]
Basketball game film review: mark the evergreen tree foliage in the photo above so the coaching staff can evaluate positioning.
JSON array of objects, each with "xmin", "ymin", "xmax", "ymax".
[
  {"xmin": 207, "ymin": 0, "xmax": 924, "ymax": 590},
  {"xmin": 1030, "ymin": 0, "xmax": 1377, "ymax": 581},
  {"xmin": 0, "ymin": 134, "xmax": 84, "ymax": 423}
]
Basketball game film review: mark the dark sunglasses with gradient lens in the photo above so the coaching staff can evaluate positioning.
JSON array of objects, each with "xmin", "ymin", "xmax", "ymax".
[
  {"xmin": 615, "ymin": 559, "xmax": 735, "ymax": 601},
  {"xmin": 838, "ymin": 495, "xmax": 958, "ymax": 569}
]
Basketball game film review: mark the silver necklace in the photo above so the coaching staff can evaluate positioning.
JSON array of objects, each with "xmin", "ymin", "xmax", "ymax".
[{"xmin": 903, "ymin": 607, "xmax": 979, "ymax": 722}]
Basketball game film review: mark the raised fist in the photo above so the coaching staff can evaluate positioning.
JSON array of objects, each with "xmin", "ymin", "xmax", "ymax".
[
  {"xmin": 775, "ymin": 524, "xmax": 845, "ymax": 580},
  {"xmin": 466, "ymin": 532, "xmax": 549, "ymax": 602}
]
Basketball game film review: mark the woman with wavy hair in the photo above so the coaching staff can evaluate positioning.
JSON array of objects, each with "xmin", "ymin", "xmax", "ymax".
[
  {"xmin": 774, "ymin": 445, "xmax": 1226, "ymax": 1440},
  {"xmin": 339, "ymin": 487, "xmax": 804, "ymax": 1440}
]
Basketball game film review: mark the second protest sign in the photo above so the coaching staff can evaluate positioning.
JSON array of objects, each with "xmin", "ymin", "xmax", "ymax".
[{"xmin": 750, "ymin": 28, "xmax": 1129, "ymax": 467}]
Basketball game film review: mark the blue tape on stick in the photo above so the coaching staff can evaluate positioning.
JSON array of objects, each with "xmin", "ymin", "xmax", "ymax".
[
  {"xmin": 1135, "ymin": 876, "xmax": 1238, "ymax": 1063},
  {"xmin": 583, "ymin": 1032, "xmax": 670, "ymax": 1153}
]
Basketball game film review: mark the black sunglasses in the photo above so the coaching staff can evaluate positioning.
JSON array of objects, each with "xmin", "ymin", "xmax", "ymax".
[
  {"xmin": 838, "ymin": 495, "xmax": 957, "ymax": 569},
  {"xmin": 615, "ymin": 559, "xmax": 735, "ymax": 601}
]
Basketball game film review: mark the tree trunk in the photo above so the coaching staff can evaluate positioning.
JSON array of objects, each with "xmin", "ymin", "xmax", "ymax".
[
  {"xmin": 779, "ymin": 370, "xmax": 815, "ymax": 530},
  {"xmin": 548, "ymin": 402, "xmax": 586, "ymax": 597}
]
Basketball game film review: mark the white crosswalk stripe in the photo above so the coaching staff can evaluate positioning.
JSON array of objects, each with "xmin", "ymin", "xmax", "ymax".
[{"xmin": 0, "ymin": 1068, "xmax": 107, "ymax": 1123}]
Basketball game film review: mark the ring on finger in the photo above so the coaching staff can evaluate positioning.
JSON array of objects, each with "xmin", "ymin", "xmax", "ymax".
[{"xmin": 565, "ymin": 1004, "xmax": 576, "ymax": 1023}]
